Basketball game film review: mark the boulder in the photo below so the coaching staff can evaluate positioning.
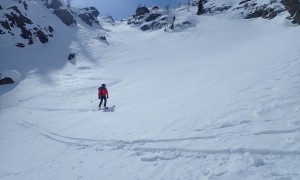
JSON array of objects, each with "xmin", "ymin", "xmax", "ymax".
[
  {"xmin": 53, "ymin": 9, "xmax": 75, "ymax": 26},
  {"xmin": 99, "ymin": 36, "xmax": 106, "ymax": 40},
  {"xmin": 48, "ymin": 25, "xmax": 54, "ymax": 33},
  {"xmin": 0, "ymin": 70, "xmax": 22, "ymax": 85},
  {"xmin": 0, "ymin": 77, "xmax": 14, "ymax": 85},
  {"xmin": 68, "ymin": 53, "xmax": 75, "ymax": 60},
  {"xmin": 16, "ymin": 43, "xmax": 25, "ymax": 47}
]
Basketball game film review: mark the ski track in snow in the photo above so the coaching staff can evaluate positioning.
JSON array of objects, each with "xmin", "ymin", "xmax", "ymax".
[{"xmin": 17, "ymin": 119, "xmax": 300, "ymax": 161}]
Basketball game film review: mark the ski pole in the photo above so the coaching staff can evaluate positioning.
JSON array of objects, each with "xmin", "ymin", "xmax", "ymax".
[{"xmin": 90, "ymin": 99, "xmax": 98, "ymax": 103}]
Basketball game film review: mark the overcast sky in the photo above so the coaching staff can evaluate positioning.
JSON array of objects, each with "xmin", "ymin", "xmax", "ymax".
[{"xmin": 72, "ymin": 0, "xmax": 187, "ymax": 20}]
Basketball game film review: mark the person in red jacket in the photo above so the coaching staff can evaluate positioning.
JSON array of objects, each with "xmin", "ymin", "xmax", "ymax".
[{"xmin": 98, "ymin": 84, "xmax": 109, "ymax": 108}]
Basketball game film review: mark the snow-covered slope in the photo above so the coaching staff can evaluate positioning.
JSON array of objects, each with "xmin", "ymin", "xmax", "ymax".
[
  {"xmin": 1, "ymin": 1, "xmax": 300, "ymax": 180},
  {"xmin": 127, "ymin": 0, "xmax": 286, "ymax": 31}
]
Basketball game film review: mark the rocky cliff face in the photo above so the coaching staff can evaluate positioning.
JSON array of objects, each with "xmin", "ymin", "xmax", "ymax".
[
  {"xmin": 0, "ymin": 0, "xmax": 101, "ymax": 48},
  {"xmin": 0, "ymin": 0, "xmax": 54, "ymax": 47},
  {"xmin": 205, "ymin": 0, "xmax": 285, "ymax": 19},
  {"xmin": 281, "ymin": 0, "xmax": 300, "ymax": 24},
  {"xmin": 43, "ymin": 0, "xmax": 100, "ymax": 26},
  {"xmin": 127, "ymin": 6, "xmax": 192, "ymax": 32},
  {"xmin": 78, "ymin": 7, "xmax": 100, "ymax": 26}
]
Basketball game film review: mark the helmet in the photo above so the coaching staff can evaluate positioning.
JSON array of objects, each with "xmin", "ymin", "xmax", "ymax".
[{"xmin": 101, "ymin": 84, "xmax": 106, "ymax": 88}]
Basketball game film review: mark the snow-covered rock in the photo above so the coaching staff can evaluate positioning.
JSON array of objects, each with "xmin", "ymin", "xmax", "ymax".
[
  {"xmin": 78, "ymin": 7, "xmax": 100, "ymax": 26},
  {"xmin": 0, "ymin": 0, "xmax": 54, "ymax": 47},
  {"xmin": 202, "ymin": 0, "xmax": 285, "ymax": 19},
  {"xmin": 43, "ymin": 0, "xmax": 76, "ymax": 26},
  {"xmin": 127, "ymin": 0, "xmax": 287, "ymax": 32},
  {"xmin": 0, "ymin": 0, "xmax": 103, "ymax": 48},
  {"xmin": 127, "ymin": 6, "xmax": 192, "ymax": 31}
]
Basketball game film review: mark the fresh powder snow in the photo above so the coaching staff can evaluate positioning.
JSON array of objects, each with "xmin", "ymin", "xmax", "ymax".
[{"xmin": 1, "ymin": 1, "xmax": 300, "ymax": 180}]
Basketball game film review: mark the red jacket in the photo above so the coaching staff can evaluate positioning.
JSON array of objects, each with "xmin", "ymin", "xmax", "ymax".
[{"xmin": 98, "ymin": 87, "xmax": 108, "ymax": 97}]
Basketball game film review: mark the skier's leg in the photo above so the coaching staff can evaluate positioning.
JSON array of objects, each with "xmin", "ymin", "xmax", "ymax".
[
  {"xmin": 104, "ymin": 97, "xmax": 107, "ymax": 108},
  {"xmin": 99, "ymin": 97, "xmax": 103, "ymax": 107}
]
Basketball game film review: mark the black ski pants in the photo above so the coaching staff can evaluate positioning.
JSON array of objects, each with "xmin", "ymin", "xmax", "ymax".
[{"xmin": 99, "ymin": 96, "xmax": 107, "ymax": 107}]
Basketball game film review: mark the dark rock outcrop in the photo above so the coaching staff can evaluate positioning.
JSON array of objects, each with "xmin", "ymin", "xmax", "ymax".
[
  {"xmin": 48, "ymin": 25, "xmax": 54, "ymax": 33},
  {"xmin": 207, "ymin": 5, "xmax": 231, "ymax": 13},
  {"xmin": 16, "ymin": 43, "xmax": 25, "ymax": 48},
  {"xmin": 145, "ymin": 13, "xmax": 161, "ymax": 22},
  {"xmin": 205, "ymin": 0, "xmax": 284, "ymax": 20},
  {"xmin": 35, "ymin": 30, "xmax": 48, "ymax": 44},
  {"xmin": 1, "ymin": 21, "xmax": 11, "ymax": 30},
  {"xmin": 99, "ymin": 36, "xmax": 106, "ymax": 40},
  {"xmin": 197, "ymin": 0, "xmax": 205, "ymax": 15},
  {"xmin": 23, "ymin": 1, "xmax": 28, "ymax": 10},
  {"xmin": 78, "ymin": 7, "xmax": 100, "ymax": 26},
  {"xmin": 0, "ymin": 5, "xmax": 53, "ymax": 46},
  {"xmin": 141, "ymin": 24, "xmax": 150, "ymax": 31},
  {"xmin": 78, "ymin": 14, "xmax": 93, "ymax": 26},
  {"xmin": 152, "ymin": 6, "xmax": 159, "ymax": 10},
  {"xmin": 44, "ymin": 0, "xmax": 63, "ymax": 9},
  {"xmin": 0, "ymin": 5, "xmax": 3, "ymax": 10},
  {"xmin": 135, "ymin": 7, "xmax": 150, "ymax": 16},
  {"xmin": 68, "ymin": 53, "xmax": 75, "ymax": 60},
  {"xmin": 53, "ymin": 9, "xmax": 75, "ymax": 26},
  {"xmin": 128, "ymin": 6, "xmax": 192, "ymax": 32},
  {"xmin": 5, "ymin": 12, "xmax": 33, "ymax": 29},
  {"xmin": 282, "ymin": 0, "xmax": 300, "ymax": 15},
  {"xmin": 245, "ymin": 7, "xmax": 279, "ymax": 19},
  {"xmin": 281, "ymin": 0, "xmax": 300, "ymax": 24},
  {"xmin": 239, "ymin": 0, "xmax": 252, "ymax": 5},
  {"xmin": 0, "ymin": 77, "xmax": 14, "ymax": 85},
  {"xmin": 43, "ymin": 0, "xmax": 76, "ymax": 26},
  {"xmin": 89, "ymin": 7, "xmax": 100, "ymax": 17}
]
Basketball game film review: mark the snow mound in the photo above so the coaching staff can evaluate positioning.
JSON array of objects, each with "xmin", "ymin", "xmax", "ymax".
[{"xmin": 1, "ymin": 70, "xmax": 22, "ymax": 82}]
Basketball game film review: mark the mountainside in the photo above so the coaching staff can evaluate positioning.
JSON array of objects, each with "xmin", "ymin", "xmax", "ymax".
[
  {"xmin": 1, "ymin": 0, "xmax": 300, "ymax": 180},
  {"xmin": 127, "ymin": 0, "xmax": 288, "ymax": 31},
  {"xmin": 0, "ymin": 0, "xmax": 100, "ymax": 48}
]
